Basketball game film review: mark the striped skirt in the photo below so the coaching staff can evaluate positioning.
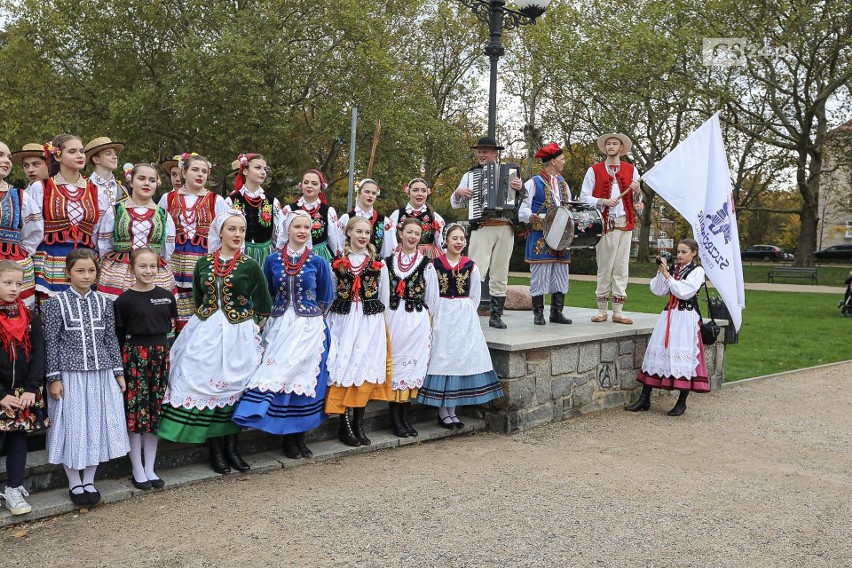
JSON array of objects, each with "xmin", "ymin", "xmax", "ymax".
[
  {"xmin": 157, "ymin": 405, "xmax": 240, "ymax": 443},
  {"xmin": 99, "ymin": 251, "xmax": 178, "ymax": 301},
  {"xmin": 416, "ymin": 370, "xmax": 504, "ymax": 407},
  {"xmin": 245, "ymin": 240, "xmax": 275, "ymax": 268},
  {"xmin": 33, "ymin": 242, "xmax": 96, "ymax": 297}
]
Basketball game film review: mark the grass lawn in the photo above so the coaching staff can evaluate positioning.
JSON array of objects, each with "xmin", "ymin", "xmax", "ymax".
[{"xmin": 509, "ymin": 276, "xmax": 852, "ymax": 382}]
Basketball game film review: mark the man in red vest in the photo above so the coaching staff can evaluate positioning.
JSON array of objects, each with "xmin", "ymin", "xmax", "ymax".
[{"xmin": 579, "ymin": 133, "xmax": 642, "ymax": 324}]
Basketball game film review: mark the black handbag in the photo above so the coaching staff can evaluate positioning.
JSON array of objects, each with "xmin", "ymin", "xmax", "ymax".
[{"xmin": 696, "ymin": 282, "xmax": 721, "ymax": 345}]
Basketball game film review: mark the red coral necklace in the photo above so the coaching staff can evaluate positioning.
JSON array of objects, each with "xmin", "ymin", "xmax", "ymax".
[
  {"xmin": 213, "ymin": 249, "xmax": 241, "ymax": 277},
  {"xmin": 284, "ymin": 248, "xmax": 309, "ymax": 276}
]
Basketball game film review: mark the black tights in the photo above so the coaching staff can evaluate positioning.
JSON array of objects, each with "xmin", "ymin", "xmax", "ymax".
[{"xmin": 1, "ymin": 431, "xmax": 28, "ymax": 488}]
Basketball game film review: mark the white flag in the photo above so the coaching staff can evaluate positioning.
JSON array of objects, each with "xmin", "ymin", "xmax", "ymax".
[{"xmin": 642, "ymin": 112, "xmax": 745, "ymax": 330}]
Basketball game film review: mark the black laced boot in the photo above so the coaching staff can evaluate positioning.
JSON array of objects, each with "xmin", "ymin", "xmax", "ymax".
[
  {"xmin": 625, "ymin": 385, "xmax": 653, "ymax": 412},
  {"xmin": 549, "ymin": 292, "xmax": 572, "ymax": 324},
  {"xmin": 294, "ymin": 432, "xmax": 313, "ymax": 458},
  {"xmin": 532, "ymin": 295, "xmax": 546, "ymax": 325},
  {"xmin": 208, "ymin": 437, "xmax": 231, "ymax": 475},
  {"xmin": 224, "ymin": 434, "xmax": 251, "ymax": 471},
  {"xmin": 400, "ymin": 402, "xmax": 418, "ymax": 437},
  {"xmin": 352, "ymin": 407, "xmax": 371, "ymax": 446},
  {"xmin": 338, "ymin": 408, "xmax": 361, "ymax": 447},
  {"xmin": 388, "ymin": 403, "xmax": 409, "ymax": 438},
  {"xmin": 668, "ymin": 390, "xmax": 689, "ymax": 416},
  {"xmin": 282, "ymin": 434, "xmax": 301, "ymax": 459},
  {"xmin": 489, "ymin": 296, "xmax": 507, "ymax": 329}
]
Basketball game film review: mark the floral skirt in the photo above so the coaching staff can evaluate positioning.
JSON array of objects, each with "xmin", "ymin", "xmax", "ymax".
[
  {"xmin": 122, "ymin": 343, "xmax": 170, "ymax": 433},
  {"xmin": 0, "ymin": 387, "xmax": 48, "ymax": 432}
]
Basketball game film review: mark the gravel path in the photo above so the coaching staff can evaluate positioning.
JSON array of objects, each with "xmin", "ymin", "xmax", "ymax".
[{"xmin": 2, "ymin": 364, "xmax": 850, "ymax": 567}]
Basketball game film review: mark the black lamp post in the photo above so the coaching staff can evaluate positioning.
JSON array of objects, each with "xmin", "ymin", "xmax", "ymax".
[{"xmin": 457, "ymin": 0, "xmax": 552, "ymax": 139}]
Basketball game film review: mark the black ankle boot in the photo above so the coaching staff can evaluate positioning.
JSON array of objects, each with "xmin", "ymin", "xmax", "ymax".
[
  {"xmin": 282, "ymin": 434, "xmax": 301, "ymax": 459},
  {"xmin": 224, "ymin": 434, "xmax": 251, "ymax": 471},
  {"xmin": 294, "ymin": 432, "xmax": 313, "ymax": 458},
  {"xmin": 532, "ymin": 295, "xmax": 546, "ymax": 325},
  {"xmin": 338, "ymin": 408, "xmax": 361, "ymax": 447},
  {"xmin": 352, "ymin": 407, "xmax": 370, "ymax": 446},
  {"xmin": 626, "ymin": 385, "xmax": 653, "ymax": 412},
  {"xmin": 668, "ymin": 391, "xmax": 689, "ymax": 416},
  {"xmin": 400, "ymin": 402, "xmax": 418, "ymax": 437},
  {"xmin": 208, "ymin": 437, "xmax": 231, "ymax": 474},
  {"xmin": 549, "ymin": 292, "xmax": 572, "ymax": 324},
  {"xmin": 489, "ymin": 296, "xmax": 507, "ymax": 329},
  {"xmin": 388, "ymin": 403, "xmax": 409, "ymax": 438}
]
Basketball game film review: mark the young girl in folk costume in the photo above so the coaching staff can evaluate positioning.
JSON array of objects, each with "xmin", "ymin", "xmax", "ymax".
[
  {"xmin": 336, "ymin": 178, "xmax": 394, "ymax": 258},
  {"xmin": 157, "ymin": 153, "xmax": 227, "ymax": 331},
  {"xmin": 26, "ymin": 134, "xmax": 108, "ymax": 302},
  {"xmin": 44, "ymin": 249, "xmax": 129, "ymax": 507},
  {"xmin": 0, "ymin": 142, "xmax": 43, "ymax": 308},
  {"xmin": 325, "ymin": 216, "xmax": 391, "ymax": 447},
  {"xmin": 385, "ymin": 217, "xmax": 436, "ymax": 438},
  {"xmin": 388, "ymin": 177, "xmax": 445, "ymax": 259},
  {"xmin": 418, "ymin": 223, "xmax": 504, "ymax": 428},
  {"xmin": 280, "ymin": 169, "xmax": 342, "ymax": 262},
  {"xmin": 114, "ymin": 248, "xmax": 177, "ymax": 490},
  {"xmin": 0, "ymin": 261, "xmax": 46, "ymax": 515},
  {"xmin": 233, "ymin": 211, "xmax": 334, "ymax": 459},
  {"xmin": 225, "ymin": 153, "xmax": 283, "ymax": 267},
  {"xmin": 158, "ymin": 210, "xmax": 271, "ymax": 474},
  {"xmin": 98, "ymin": 164, "xmax": 177, "ymax": 301},
  {"xmin": 627, "ymin": 238, "xmax": 709, "ymax": 416}
]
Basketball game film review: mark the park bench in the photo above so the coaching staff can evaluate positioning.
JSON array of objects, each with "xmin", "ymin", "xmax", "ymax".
[{"xmin": 767, "ymin": 266, "xmax": 817, "ymax": 284}]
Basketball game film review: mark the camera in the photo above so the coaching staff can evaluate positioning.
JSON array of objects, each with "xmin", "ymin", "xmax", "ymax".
[{"xmin": 656, "ymin": 251, "xmax": 673, "ymax": 266}]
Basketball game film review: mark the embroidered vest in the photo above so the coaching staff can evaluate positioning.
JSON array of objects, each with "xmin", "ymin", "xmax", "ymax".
[
  {"xmin": 396, "ymin": 207, "xmax": 436, "ymax": 246},
  {"xmin": 42, "ymin": 177, "xmax": 100, "ymax": 248},
  {"xmin": 530, "ymin": 174, "xmax": 570, "ymax": 218},
  {"xmin": 0, "ymin": 188, "xmax": 23, "ymax": 245},
  {"xmin": 387, "ymin": 254, "xmax": 430, "ymax": 312},
  {"xmin": 289, "ymin": 201, "xmax": 331, "ymax": 245},
  {"xmin": 433, "ymin": 257, "xmax": 474, "ymax": 298},
  {"xmin": 112, "ymin": 203, "xmax": 168, "ymax": 254},
  {"xmin": 662, "ymin": 264, "xmax": 699, "ymax": 312},
  {"xmin": 329, "ymin": 258, "xmax": 384, "ymax": 315},
  {"xmin": 229, "ymin": 191, "xmax": 274, "ymax": 244},
  {"xmin": 591, "ymin": 161, "xmax": 636, "ymax": 232},
  {"xmin": 166, "ymin": 191, "xmax": 218, "ymax": 246},
  {"xmin": 269, "ymin": 252, "xmax": 324, "ymax": 318},
  {"xmin": 346, "ymin": 210, "xmax": 386, "ymax": 252}
]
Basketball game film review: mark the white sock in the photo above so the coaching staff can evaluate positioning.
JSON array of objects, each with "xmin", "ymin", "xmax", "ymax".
[
  {"xmin": 143, "ymin": 433, "xmax": 159, "ymax": 481},
  {"xmin": 438, "ymin": 406, "xmax": 450, "ymax": 420},
  {"xmin": 129, "ymin": 433, "xmax": 146, "ymax": 482},
  {"xmin": 82, "ymin": 465, "xmax": 98, "ymax": 489},
  {"xmin": 63, "ymin": 466, "xmax": 83, "ymax": 493},
  {"xmin": 446, "ymin": 406, "xmax": 458, "ymax": 419}
]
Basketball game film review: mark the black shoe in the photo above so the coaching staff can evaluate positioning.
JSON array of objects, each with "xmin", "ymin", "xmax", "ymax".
[
  {"xmin": 400, "ymin": 402, "xmax": 418, "ymax": 437},
  {"xmin": 131, "ymin": 477, "xmax": 152, "ymax": 490},
  {"xmin": 532, "ymin": 295, "xmax": 546, "ymax": 325},
  {"xmin": 549, "ymin": 292, "xmax": 572, "ymax": 324},
  {"xmin": 69, "ymin": 485, "xmax": 88, "ymax": 506},
  {"xmin": 282, "ymin": 434, "xmax": 302, "ymax": 460},
  {"xmin": 82, "ymin": 484, "xmax": 101, "ymax": 506},
  {"xmin": 294, "ymin": 432, "xmax": 313, "ymax": 458},
  {"xmin": 338, "ymin": 408, "xmax": 361, "ymax": 447},
  {"xmin": 388, "ymin": 403, "xmax": 409, "ymax": 438},
  {"xmin": 224, "ymin": 434, "xmax": 251, "ymax": 471},
  {"xmin": 489, "ymin": 296, "xmax": 507, "ymax": 329},
  {"xmin": 668, "ymin": 391, "xmax": 689, "ymax": 416},
  {"xmin": 438, "ymin": 415, "xmax": 455, "ymax": 429},
  {"xmin": 208, "ymin": 437, "xmax": 231, "ymax": 474},
  {"xmin": 149, "ymin": 478, "xmax": 165, "ymax": 489},
  {"xmin": 352, "ymin": 407, "xmax": 370, "ymax": 446},
  {"xmin": 625, "ymin": 385, "xmax": 653, "ymax": 412},
  {"xmin": 451, "ymin": 416, "xmax": 465, "ymax": 429}
]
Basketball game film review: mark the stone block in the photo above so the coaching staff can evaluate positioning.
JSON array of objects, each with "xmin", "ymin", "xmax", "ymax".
[
  {"xmin": 491, "ymin": 350, "xmax": 526, "ymax": 379},
  {"xmin": 620, "ymin": 372, "xmax": 639, "ymax": 390},
  {"xmin": 551, "ymin": 376, "xmax": 574, "ymax": 399},
  {"xmin": 633, "ymin": 339, "xmax": 647, "ymax": 368},
  {"xmin": 578, "ymin": 400, "xmax": 604, "ymax": 414},
  {"xmin": 535, "ymin": 374, "xmax": 551, "ymax": 403},
  {"xmin": 705, "ymin": 347, "xmax": 716, "ymax": 376},
  {"xmin": 618, "ymin": 340, "xmax": 634, "ymax": 356},
  {"xmin": 552, "ymin": 345, "xmax": 579, "ymax": 375},
  {"xmin": 601, "ymin": 341, "xmax": 617, "ymax": 362},
  {"xmin": 502, "ymin": 377, "xmax": 535, "ymax": 409},
  {"xmin": 502, "ymin": 402, "xmax": 556, "ymax": 433},
  {"xmin": 573, "ymin": 380, "xmax": 596, "ymax": 407},
  {"xmin": 599, "ymin": 390, "xmax": 632, "ymax": 409},
  {"xmin": 617, "ymin": 354, "xmax": 634, "ymax": 373},
  {"xmin": 578, "ymin": 343, "xmax": 600, "ymax": 373},
  {"xmin": 574, "ymin": 371, "xmax": 595, "ymax": 387},
  {"xmin": 527, "ymin": 348, "xmax": 550, "ymax": 361},
  {"xmin": 505, "ymin": 285, "xmax": 533, "ymax": 310}
]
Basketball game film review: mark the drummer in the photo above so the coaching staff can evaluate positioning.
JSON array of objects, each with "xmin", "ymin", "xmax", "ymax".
[{"xmin": 518, "ymin": 142, "xmax": 573, "ymax": 325}]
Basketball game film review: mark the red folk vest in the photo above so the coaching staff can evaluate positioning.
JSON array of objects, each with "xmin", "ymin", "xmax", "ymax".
[
  {"xmin": 166, "ymin": 191, "xmax": 218, "ymax": 246},
  {"xmin": 42, "ymin": 178, "xmax": 100, "ymax": 248},
  {"xmin": 591, "ymin": 161, "xmax": 636, "ymax": 232}
]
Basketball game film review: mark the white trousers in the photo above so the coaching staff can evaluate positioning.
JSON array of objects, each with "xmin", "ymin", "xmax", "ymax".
[
  {"xmin": 594, "ymin": 217, "xmax": 632, "ymax": 301},
  {"xmin": 468, "ymin": 223, "xmax": 514, "ymax": 297}
]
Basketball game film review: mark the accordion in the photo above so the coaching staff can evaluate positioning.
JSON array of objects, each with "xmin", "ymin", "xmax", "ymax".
[{"xmin": 468, "ymin": 162, "xmax": 520, "ymax": 223}]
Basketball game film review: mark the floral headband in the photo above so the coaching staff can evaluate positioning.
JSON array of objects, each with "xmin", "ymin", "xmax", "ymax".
[
  {"xmin": 178, "ymin": 152, "xmax": 199, "ymax": 171},
  {"xmin": 123, "ymin": 163, "xmax": 134, "ymax": 182},
  {"xmin": 355, "ymin": 178, "xmax": 380, "ymax": 195},
  {"xmin": 43, "ymin": 143, "xmax": 61, "ymax": 160}
]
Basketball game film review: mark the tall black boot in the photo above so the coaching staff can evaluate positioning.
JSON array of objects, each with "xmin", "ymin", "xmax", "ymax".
[
  {"xmin": 352, "ymin": 407, "xmax": 371, "ymax": 446},
  {"xmin": 224, "ymin": 434, "xmax": 251, "ymax": 471},
  {"xmin": 489, "ymin": 296, "xmax": 507, "ymax": 329},
  {"xmin": 400, "ymin": 402, "xmax": 418, "ymax": 437},
  {"xmin": 294, "ymin": 432, "xmax": 313, "ymax": 458},
  {"xmin": 549, "ymin": 292, "xmax": 573, "ymax": 324},
  {"xmin": 338, "ymin": 408, "xmax": 361, "ymax": 447},
  {"xmin": 388, "ymin": 402, "xmax": 409, "ymax": 438},
  {"xmin": 282, "ymin": 434, "xmax": 301, "ymax": 460},
  {"xmin": 532, "ymin": 295, "xmax": 546, "ymax": 325},
  {"xmin": 625, "ymin": 385, "xmax": 653, "ymax": 412},
  {"xmin": 667, "ymin": 390, "xmax": 689, "ymax": 416},
  {"xmin": 208, "ymin": 437, "xmax": 231, "ymax": 474}
]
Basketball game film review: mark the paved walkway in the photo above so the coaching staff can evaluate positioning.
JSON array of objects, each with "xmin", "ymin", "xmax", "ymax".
[{"xmin": 2, "ymin": 363, "xmax": 849, "ymax": 567}]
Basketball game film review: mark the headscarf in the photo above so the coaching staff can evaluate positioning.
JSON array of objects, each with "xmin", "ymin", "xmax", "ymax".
[
  {"xmin": 279, "ymin": 210, "xmax": 313, "ymax": 249},
  {"xmin": 207, "ymin": 208, "xmax": 246, "ymax": 253}
]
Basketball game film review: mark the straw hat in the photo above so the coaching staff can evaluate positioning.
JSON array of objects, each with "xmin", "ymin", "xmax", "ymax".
[
  {"xmin": 596, "ymin": 133, "xmax": 632, "ymax": 155},
  {"xmin": 230, "ymin": 159, "xmax": 241, "ymax": 174},
  {"xmin": 160, "ymin": 155, "xmax": 181, "ymax": 173},
  {"xmin": 83, "ymin": 137, "xmax": 126, "ymax": 163},
  {"xmin": 10, "ymin": 143, "xmax": 46, "ymax": 165}
]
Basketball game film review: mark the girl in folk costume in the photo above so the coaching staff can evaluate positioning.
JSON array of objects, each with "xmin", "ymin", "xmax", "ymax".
[
  {"xmin": 280, "ymin": 169, "xmax": 342, "ymax": 262},
  {"xmin": 387, "ymin": 177, "xmax": 445, "ymax": 259},
  {"xmin": 0, "ymin": 142, "xmax": 43, "ymax": 308},
  {"xmin": 0, "ymin": 261, "xmax": 46, "ymax": 515},
  {"xmin": 233, "ymin": 211, "xmax": 334, "ymax": 459},
  {"xmin": 325, "ymin": 216, "xmax": 391, "ymax": 447},
  {"xmin": 225, "ymin": 153, "xmax": 283, "ymax": 267},
  {"xmin": 98, "ymin": 164, "xmax": 177, "ymax": 301},
  {"xmin": 418, "ymin": 224, "xmax": 504, "ymax": 428},
  {"xmin": 44, "ymin": 249, "xmax": 130, "ymax": 507},
  {"xmin": 158, "ymin": 210, "xmax": 271, "ymax": 474},
  {"xmin": 336, "ymin": 178, "xmax": 394, "ymax": 258},
  {"xmin": 114, "ymin": 248, "xmax": 178, "ymax": 490},
  {"xmin": 385, "ymin": 217, "xmax": 436, "ymax": 438},
  {"xmin": 157, "ymin": 153, "xmax": 227, "ymax": 331},
  {"xmin": 26, "ymin": 134, "xmax": 108, "ymax": 302},
  {"xmin": 518, "ymin": 142, "xmax": 573, "ymax": 326},
  {"xmin": 627, "ymin": 238, "xmax": 710, "ymax": 416}
]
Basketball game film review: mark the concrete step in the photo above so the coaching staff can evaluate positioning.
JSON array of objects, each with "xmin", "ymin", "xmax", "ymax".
[{"xmin": 0, "ymin": 416, "xmax": 486, "ymax": 527}]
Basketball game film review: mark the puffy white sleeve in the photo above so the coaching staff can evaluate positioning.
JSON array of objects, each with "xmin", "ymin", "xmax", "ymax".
[
  {"xmin": 432, "ymin": 210, "xmax": 446, "ymax": 250},
  {"xmin": 470, "ymin": 263, "xmax": 482, "ymax": 307},
  {"xmin": 649, "ymin": 272, "xmax": 669, "ymax": 296},
  {"xmin": 20, "ymin": 190, "xmax": 44, "ymax": 255},
  {"xmin": 379, "ymin": 217, "xmax": 395, "ymax": 258},
  {"xmin": 98, "ymin": 203, "xmax": 115, "ymax": 256},
  {"xmin": 163, "ymin": 211, "xmax": 176, "ymax": 261},
  {"xmin": 423, "ymin": 261, "xmax": 439, "ymax": 314},
  {"xmin": 271, "ymin": 198, "xmax": 283, "ymax": 250},
  {"xmin": 450, "ymin": 172, "xmax": 470, "ymax": 209},
  {"xmin": 378, "ymin": 262, "xmax": 390, "ymax": 308},
  {"xmin": 667, "ymin": 266, "xmax": 705, "ymax": 300},
  {"xmin": 632, "ymin": 167, "xmax": 643, "ymax": 204},
  {"xmin": 157, "ymin": 193, "xmax": 169, "ymax": 211},
  {"xmin": 579, "ymin": 168, "xmax": 599, "ymax": 209},
  {"xmin": 25, "ymin": 180, "xmax": 45, "ymax": 212},
  {"xmin": 518, "ymin": 178, "xmax": 536, "ymax": 223},
  {"xmin": 326, "ymin": 207, "xmax": 342, "ymax": 255}
]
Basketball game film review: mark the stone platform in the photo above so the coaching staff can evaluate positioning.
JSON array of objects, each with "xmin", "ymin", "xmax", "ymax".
[{"xmin": 475, "ymin": 306, "xmax": 727, "ymax": 433}]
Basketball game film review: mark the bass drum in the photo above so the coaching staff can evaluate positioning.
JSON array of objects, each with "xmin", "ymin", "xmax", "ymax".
[{"xmin": 543, "ymin": 204, "xmax": 604, "ymax": 250}]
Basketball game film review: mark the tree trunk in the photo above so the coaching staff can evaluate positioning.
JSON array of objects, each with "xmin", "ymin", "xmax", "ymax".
[{"xmin": 795, "ymin": 151, "xmax": 822, "ymax": 267}]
